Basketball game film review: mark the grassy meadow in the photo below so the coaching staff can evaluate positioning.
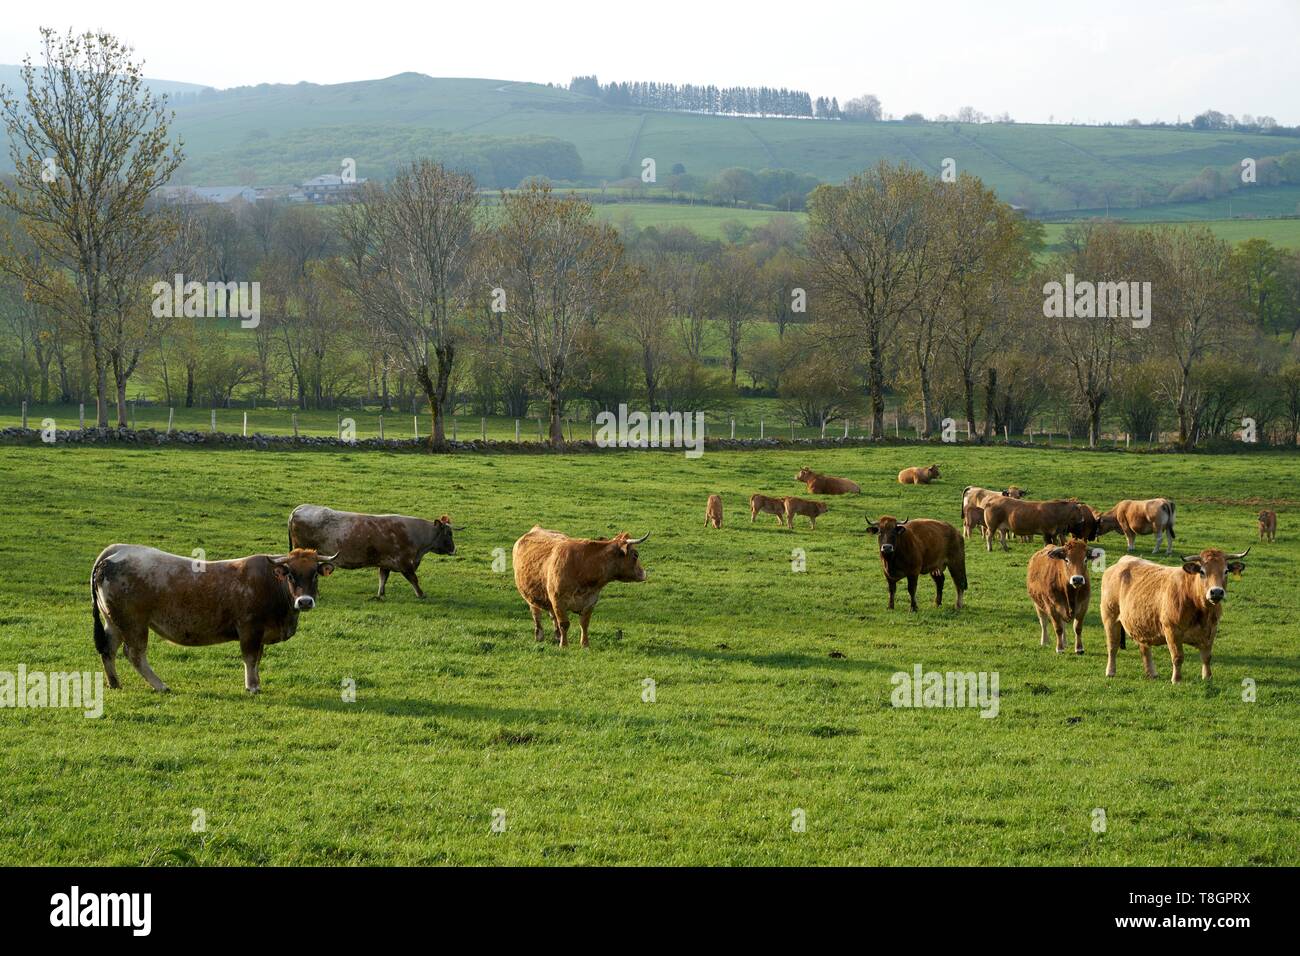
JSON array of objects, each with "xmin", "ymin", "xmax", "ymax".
[{"xmin": 0, "ymin": 442, "xmax": 1297, "ymax": 865}]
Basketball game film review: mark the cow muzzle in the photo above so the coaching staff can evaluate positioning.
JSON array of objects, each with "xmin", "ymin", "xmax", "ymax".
[
  {"xmin": 880, "ymin": 544, "xmax": 895, "ymax": 555},
  {"xmin": 1069, "ymin": 575, "xmax": 1085, "ymax": 588},
  {"xmin": 1207, "ymin": 587, "xmax": 1225, "ymax": 604},
  {"xmin": 294, "ymin": 595, "xmax": 316, "ymax": 611}
]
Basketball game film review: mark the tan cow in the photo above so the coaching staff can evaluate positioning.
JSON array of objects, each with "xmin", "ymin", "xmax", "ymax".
[
  {"xmin": 962, "ymin": 504, "xmax": 987, "ymax": 540},
  {"xmin": 898, "ymin": 464, "xmax": 941, "ymax": 485},
  {"xmin": 784, "ymin": 497, "xmax": 829, "ymax": 529},
  {"xmin": 1026, "ymin": 537, "xmax": 1103, "ymax": 654},
  {"xmin": 1002, "ymin": 486, "xmax": 1027, "ymax": 499},
  {"xmin": 865, "ymin": 516, "xmax": 967, "ymax": 611},
  {"xmin": 982, "ymin": 497, "xmax": 1099, "ymax": 551},
  {"xmin": 705, "ymin": 494, "xmax": 723, "ymax": 529},
  {"xmin": 512, "ymin": 527, "xmax": 648, "ymax": 648},
  {"xmin": 92, "ymin": 544, "xmax": 336, "ymax": 693},
  {"xmin": 1100, "ymin": 547, "xmax": 1248, "ymax": 683},
  {"xmin": 1095, "ymin": 498, "xmax": 1176, "ymax": 555},
  {"xmin": 289, "ymin": 504, "xmax": 459, "ymax": 599},
  {"xmin": 795, "ymin": 467, "xmax": 860, "ymax": 494},
  {"xmin": 1258, "ymin": 510, "xmax": 1277, "ymax": 542},
  {"xmin": 750, "ymin": 493, "xmax": 788, "ymax": 526}
]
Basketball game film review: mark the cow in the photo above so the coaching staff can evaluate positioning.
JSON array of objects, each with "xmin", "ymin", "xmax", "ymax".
[
  {"xmin": 962, "ymin": 504, "xmax": 987, "ymax": 541},
  {"xmin": 512, "ymin": 527, "xmax": 648, "ymax": 648},
  {"xmin": 91, "ymin": 545, "xmax": 336, "ymax": 694},
  {"xmin": 898, "ymin": 464, "xmax": 941, "ymax": 485},
  {"xmin": 795, "ymin": 467, "xmax": 861, "ymax": 495},
  {"xmin": 1095, "ymin": 498, "xmax": 1176, "ymax": 555},
  {"xmin": 705, "ymin": 494, "xmax": 723, "ymax": 529},
  {"xmin": 865, "ymin": 516, "xmax": 967, "ymax": 612},
  {"xmin": 1002, "ymin": 486, "xmax": 1027, "ymax": 499},
  {"xmin": 1100, "ymin": 548, "xmax": 1249, "ymax": 683},
  {"xmin": 981, "ymin": 497, "xmax": 1098, "ymax": 552},
  {"xmin": 784, "ymin": 497, "xmax": 829, "ymax": 530},
  {"xmin": 962, "ymin": 486, "xmax": 1027, "ymax": 539},
  {"xmin": 750, "ymin": 493, "xmax": 788, "ymax": 526},
  {"xmin": 1258, "ymin": 510, "xmax": 1277, "ymax": 542},
  {"xmin": 1026, "ymin": 537, "xmax": 1103, "ymax": 654},
  {"xmin": 288, "ymin": 504, "xmax": 459, "ymax": 599}
]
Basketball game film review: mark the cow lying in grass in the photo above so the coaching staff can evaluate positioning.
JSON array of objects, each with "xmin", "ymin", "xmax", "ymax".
[
  {"xmin": 512, "ymin": 527, "xmax": 648, "ymax": 648},
  {"xmin": 898, "ymin": 464, "xmax": 941, "ymax": 484},
  {"xmin": 92, "ymin": 544, "xmax": 335, "ymax": 694},
  {"xmin": 796, "ymin": 467, "xmax": 860, "ymax": 494},
  {"xmin": 865, "ymin": 516, "xmax": 967, "ymax": 611}
]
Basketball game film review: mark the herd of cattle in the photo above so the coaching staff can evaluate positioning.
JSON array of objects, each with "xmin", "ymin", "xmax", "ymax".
[{"xmin": 87, "ymin": 463, "xmax": 1277, "ymax": 694}]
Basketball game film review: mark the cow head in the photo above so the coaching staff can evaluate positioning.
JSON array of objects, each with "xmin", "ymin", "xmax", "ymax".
[
  {"xmin": 1046, "ymin": 537, "xmax": 1103, "ymax": 589},
  {"xmin": 795, "ymin": 467, "xmax": 815, "ymax": 483},
  {"xmin": 429, "ymin": 514, "xmax": 460, "ymax": 556},
  {"xmin": 1069, "ymin": 503, "xmax": 1100, "ymax": 541},
  {"xmin": 1094, "ymin": 508, "xmax": 1120, "ymax": 536},
  {"xmin": 270, "ymin": 549, "xmax": 336, "ymax": 611},
  {"xmin": 1002, "ymin": 486, "xmax": 1026, "ymax": 499},
  {"xmin": 1180, "ymin": 548, "xmax": 1249, "ymax": 605},
  {"xmin": 927, "ymin": 464, "xmax": 941, "ymax": 480},
  {"xmin": 865, "ymin": 516, "xmax": 907, "ymax": 556},
  {"xmin": 610, "ymin": 532, "xmax": 649, "ymax": 582},
  {"xmin": 812, "ymin": 501, "xmax": 829, "ymax": 516}
]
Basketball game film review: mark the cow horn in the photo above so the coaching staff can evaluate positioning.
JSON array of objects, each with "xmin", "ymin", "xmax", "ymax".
[
  {"xmin": 628, "ymin": 532, "xmax": 650, "ymax": 545},
  {"xmin": 451, "ymin": 525, "xmax": 467, "ymax": 532},
  {"xmin": 1179, "ymin": 554, "xmax": 1200, "ymax": 563},
  {"xmin": 315, "ymin": 552, "xmax": 339, "ymax": 563},
  {"xmin": 1226, "ymin": 546, "xmax": 1251, "ymax": 560}
]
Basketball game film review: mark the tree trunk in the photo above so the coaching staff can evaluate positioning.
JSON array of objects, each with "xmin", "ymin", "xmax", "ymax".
[
  {"xmin": 982, "ymin": 367, "xmax": 996, "ymax": 441},
  {"xmin": 548, "ymin": 390, "xmax": 564, "ymax": 445}
]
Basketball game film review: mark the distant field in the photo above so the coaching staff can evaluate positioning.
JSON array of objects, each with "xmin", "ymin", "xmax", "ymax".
[
  {"xmin": 1, "ymin": 443, "xmax": 1297, "ymax": 864},
  {"xmin": 1041, "ymin": 217, "xmax": 1300, "ymax": 252},
  {"xmin": 593, "ymin": 202, "xmax": 803, "ymax": 238}
]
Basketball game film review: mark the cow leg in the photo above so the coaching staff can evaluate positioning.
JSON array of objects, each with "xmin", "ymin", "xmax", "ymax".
[
  {"xmin": 931, "ymin": 571, "xmax": 944, "ymax": 607},
  {"xmin": 1125, "ymin": 532, "xmax": 1135, "ymax": 552},
  {"xmin": 1051, "ymin": 614, "xmax": 1067, "ymax": 653},
  {"xmin": 529, "ymin": 605, "xmax": 545, "ymax": 642},
  {"xmin": 578, "ymin": 609, "xmax": 593, "ymax": 648},
  {"xmin": 98, "ymin": 616, "xmax": 122, "ymax": 690},
  {"xmin": 906, "ymin": 576, "xmax": 919, "ymax": 612},
  {"xmin": 1072, "ymin": 615, "xmax": 1084, "ymax": 655},
  {"xmin": 1103, "ymin": 617, "xmax": 1121, "ymax": 677},
  {"xmin": 1000, "ymin": 529, "xmax": 1010, "ymax": 552},
  {"xmin": 886, "ymin": 577, "xmax": 897, "ymax": 610},
  {"xmin": 1139, "ymin": 643, "xmax": 1158, "ymax": 680},
  {"xmin": 123, "ymin": 633, "xmax": 170, "ymax": 693},
  {"xmin": 553, "ymin": 611, "xmax": 570, "ymax": 648},
  {"xmin": 242, "ymin": 645, "xmax": 265, "ymax": 694},
  {"xmin": 1034, "ymin": 606, "xmax": 1049, "ymax": 647},
  {"xmin": 1199, "ymin": 642, "xmax": 1212, "ymax": 681},
  {"xmin": 1164, "ymin": 632, "xmax": 1183, "ymax": 684},
  {"xmin": 376, "ymin": 568, "xmax": 390, "ymax": 598},
  {"xmin": 1151, "ymin": 528, "xmax": 1163, "ymax": 555},
  {"xmin": 401, "ymin": 568, "xmax": 426, "ymax": 599}
]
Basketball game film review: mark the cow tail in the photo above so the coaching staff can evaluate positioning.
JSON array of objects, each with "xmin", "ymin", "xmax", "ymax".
[
  {"xmin": 1166, "ymin": 500, "xmax": 1175, "ymax": 539},
  {"xmin": 91, "ymin": 559, "xmax": 110, "ymax": 657}
]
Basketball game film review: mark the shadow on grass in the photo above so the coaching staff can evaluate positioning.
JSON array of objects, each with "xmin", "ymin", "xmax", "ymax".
[
  {"xmin": 636, "ymin": 641, "xmax": 898, "ymax": 673},
  {"xmin": 277, "ymin": 695, "xmax": 664, "ymax": 730}
]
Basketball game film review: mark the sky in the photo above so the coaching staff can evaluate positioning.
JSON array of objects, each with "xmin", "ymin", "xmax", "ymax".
[{"xmin": 1, "ymin": 0, "xmax": 1297, "ymax": 125}]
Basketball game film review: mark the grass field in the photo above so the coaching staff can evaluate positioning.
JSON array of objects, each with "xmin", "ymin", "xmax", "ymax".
[{"xmin": 1, "ymin": 443, "xmax": 1297, "ymax": 865}]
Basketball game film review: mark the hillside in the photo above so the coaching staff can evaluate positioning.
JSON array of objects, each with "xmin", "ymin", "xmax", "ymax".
[{"xmin": 4, "ymin": 69, "xmax": 1300, "ymax": 217}]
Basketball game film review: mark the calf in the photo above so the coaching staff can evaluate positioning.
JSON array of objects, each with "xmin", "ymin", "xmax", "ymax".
[
  {"xmin": 1026, "ymin": 537, "xmax": 1103, "ymax": 654},
  {"xmin": 750, "ymin": 493, "xmax": 788, "ymax": 526},
  {"xmin": 705, "ymin": 494, "xmax": 723, "ymax": 529},
  {"xmin": 865, "ymin": 516, "xmax": 967, "ymax": 611},
  {"xmin": 982, "ymin": 497, "xmax": 1097, "ymax": 551},
  {"xmin": 898, "ymin": 464, "xmax": 941, "ymax": 485},
  {"xmin": 512, "ymin": 527, "xmax": 648, "ymax": 647},
  {"xmin": 289, "ymin": 504, "xmax": 459, "ymax": 599},
  {"xmin": 784, "ymin": 497, "xmax": 829, "ymax": 530},
  {"xmin": 962, "ymin": 504, "xmax": 987, "ymax": 541},
  {"xmin": 1100, "ymin": 547, "xmax": 1248, "ymax": 683},
  {"xmin": 795, "ymin": 467, "xmax": 860, "ymax": 494},
  {"xmin": 1258, "ymin": 510, "xmax": 1277, "ymax": 542},
  {"xmin": 1095, "ymin": 498, "xmax": 1176, "ymax": 555},
  {"xmin": 91, "ymin": 545, "xmax": 335, "ymax": 694}
]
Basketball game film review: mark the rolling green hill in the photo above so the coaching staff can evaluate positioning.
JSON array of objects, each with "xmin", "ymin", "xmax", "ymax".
[{"xmin": 5, "ymin": 68, "xmax": 1300, "ymax": 218}]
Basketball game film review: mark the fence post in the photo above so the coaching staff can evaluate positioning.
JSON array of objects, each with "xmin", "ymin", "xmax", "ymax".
[
  {"xmin": 79, "ymin": 403, "xmax": 85, "ymax": 429},
  {"xmin": 1004, "ymin": 425, "xmax": 1009, "ymax": 443},
  {"xmin": 379, "ymin": 415, "xmax": 384, "ymax": 440},
  {"xmin": 413, "ymin": 415, "xmax": 418, "ymax": 440},
  {"xmin": 730, "ymin": 417, "xmax": 735, "ymax": 439},
  {"xmin": 481, "ymin": 417, "xmax": 486, "ymax": 441},
  {"xmin": 452, "ymin": 417, "xmax": 457, "ymax": 441},
  {"xmin": 895, "ymin": 415, "xmax": 899, "ymax": 438},
  {"xmin": 244, "ymin": 411, "xmax": 249, "ymax": 437},
  {"xmin": 210, "ymin": 409, "xmax": 217, "ymax": 433},
  {"xmin": 515, "ymin": 419, "xmax": 520, "ymax": 442},
  {"xmin": 590, "ymin": 418, "xmax": 595, "ymax": 442},
  {"xmin": 167, "ymin": 408, "xmax": 174, "ymax": 435},
  {"xmin": 21, "ymin": 401, "xmax": 27, "ymax": 429},
  {"xmin": 292, "ymin": 413, "xmax": 299, "ymax": 439},
  {"xmin": 538, "ymin": 418, "xmax": 542, "ymax": 441},
  {"xmin": 820, "ymin": 417, "xmax": 826, "ymax": 439},
  {"xmin": 759, "ymin": 418, "xmax": 764, "ymax": 439},
  {"xmin": 337, "ymin": 415, "xmax": 342, "ymax": 440}
]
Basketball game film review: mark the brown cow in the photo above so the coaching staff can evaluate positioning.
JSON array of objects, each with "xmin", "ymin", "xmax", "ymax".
[
  {"xmin": 1095, "ymin": 498, "xmax": 1176, "ymax": 555},
  {"xmin": 795, "ymin": 467, "xmax": 860, "ymax": 494},
  {"xmin": 898, "ymin": 464, "xmax": 941, "ymax": 485},
  {"xmin": 750, "ymin": 493, "xmax": 788, "ymax": 526},
  {"xmin": 982, "ymin": 497, "xmax": 1098, "ymax": 552},
  {"xmin": 512, "ymin": 527, "xmax": 648, "ymax": 648},
  {"xmin": 962, "ymin": 504, "xmax": 987, "ymax": 541},
  {"xmin": 1101, "ymin": 548, "xmax": 1248, "ymax": 683},
  {"xmin": 288, "ymin": 504, "xmax": 458, "ymax": 599},
  {"xmin": 784, "ymin": 497, "xmax": 829, "ymax": 530},
  {"xmin": 1026, "ymin": 538, "xmax": 1103, "ymax": 654},
  {"xmin": 865, "ymin": 516, "xmax": 967, "ymax": 611},
  {"xmin": 1002, "ymin": 486, "xmax": 1027, "ymax": 499},
  {"xmin": 91, "ymin": 544, "xmax": 336, "ymax": 694},
  {"xmin": 705, "ymin": 494, "xmax": 723, "ymax": 529},
  {"xmin": 1258, "ymin": 510, "xmax": 1277, "ymax": 542}
]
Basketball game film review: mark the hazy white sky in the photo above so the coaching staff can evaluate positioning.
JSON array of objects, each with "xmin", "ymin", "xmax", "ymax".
[{"xmin": 1, "ymin": 0, "xmax": 1296, "ymax": 124}]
